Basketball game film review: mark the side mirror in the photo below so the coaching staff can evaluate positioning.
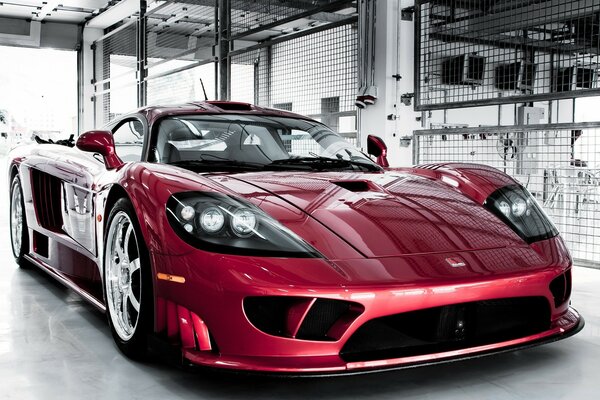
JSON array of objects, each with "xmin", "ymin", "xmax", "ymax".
[
  {"xmin": 367, "ymin": 135, "xmax": 389, "ymax": 168},
  {"xmin": 76, "ymin": 130, "xmax": 123, "ymax": 170}
]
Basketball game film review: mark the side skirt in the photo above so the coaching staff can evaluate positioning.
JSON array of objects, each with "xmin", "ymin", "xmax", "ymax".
[{"xmin": 24, "ymin": 254, "xmax": 106, "ymax": 312}]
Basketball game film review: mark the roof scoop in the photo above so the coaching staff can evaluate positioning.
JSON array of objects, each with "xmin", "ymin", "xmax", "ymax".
[{"xmin": 205, "ymin": 101, "xmax": 253, "ymax": 111}]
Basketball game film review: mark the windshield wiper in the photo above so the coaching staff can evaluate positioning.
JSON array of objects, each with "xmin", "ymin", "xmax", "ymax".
[
  {"xmin": 168, "ymin": 159, "xmax": 265, "ymax": 171},
  {"xmin": 269, "ymin": 156, "xmax": 382, "ymax": 172}
]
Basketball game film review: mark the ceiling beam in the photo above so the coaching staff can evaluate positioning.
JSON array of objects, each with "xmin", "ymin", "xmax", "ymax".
[
  {"xmin": 31, "ymin": 0, "xmax": 61, "ymax": 21},
  {"xmin": 86, "ymin": 0, "xmax": 140, "ymax": 29},
  {"xmin": 147, "ymin": 0, "xmax": 354, "ymax": 23},
  {"xmin": 435, "ymin": 0, "xmax": 598, "ymax": 36},
  {"xmin": 431, "ymin": 31, "xmax": 597, "ymax": 55}
]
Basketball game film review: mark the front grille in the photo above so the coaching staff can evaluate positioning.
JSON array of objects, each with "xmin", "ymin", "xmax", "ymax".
[{"xmin": 340, "ymin": 297, "xmax": 551, "ymax": 362}]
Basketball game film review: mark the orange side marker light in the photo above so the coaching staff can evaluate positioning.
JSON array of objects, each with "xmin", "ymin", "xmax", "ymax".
[{"xmin": 157, "ymin": 273, "xmax": 186, "ymax": 284}]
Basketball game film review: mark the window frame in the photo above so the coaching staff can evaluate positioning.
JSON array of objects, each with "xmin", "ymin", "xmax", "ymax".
[{"xmin": 105, "ymin": 114, "xmax": 149, "ymax": 162}]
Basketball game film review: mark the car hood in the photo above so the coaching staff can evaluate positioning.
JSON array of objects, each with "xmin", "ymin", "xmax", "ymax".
[{"xmin": 207, "ymin": 171, "xmax": 524, "ymax": 259}]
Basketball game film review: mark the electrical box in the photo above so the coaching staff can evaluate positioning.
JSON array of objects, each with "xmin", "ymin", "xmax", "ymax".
[
  {"xmin": 515, "ymin": 106, "xmax": 544, "ymax": 176},
  {"xmin": 517, "ymin": 106, "xmax": 545, "ymax": 125}
]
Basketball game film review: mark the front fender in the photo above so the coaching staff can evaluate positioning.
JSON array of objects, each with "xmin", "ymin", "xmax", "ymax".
[
  {"xmin": 109, "ymin": 163, "xmax": 239, "ymax": 257},
  {"xmin": 395, "ymin": 163, "xmax": 517, "ymax": 204}
]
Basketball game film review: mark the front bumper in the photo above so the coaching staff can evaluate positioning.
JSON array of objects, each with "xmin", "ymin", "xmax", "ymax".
[
  {"xmin": 182, "ymin": 307, "xmax": 583, "ymax": 375},
  {"xmin": 151, "ymin": 239, "xmax": 582, "ymax": 374}
]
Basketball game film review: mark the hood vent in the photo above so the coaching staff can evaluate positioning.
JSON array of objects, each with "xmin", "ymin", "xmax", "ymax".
[{"xmin": 333, "ymin": 180, "xmax": 374, "ymax": 192}]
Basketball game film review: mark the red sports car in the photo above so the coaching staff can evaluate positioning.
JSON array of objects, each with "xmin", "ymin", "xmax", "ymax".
[{"xmin": 8, "ymin": 101, "xmax": 583, "ymax": 374}]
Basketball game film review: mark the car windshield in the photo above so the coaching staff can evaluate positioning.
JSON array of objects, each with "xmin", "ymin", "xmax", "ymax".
[{"xmin": 153, "ymin": 115, "xmax": 381, "ymax": 172}]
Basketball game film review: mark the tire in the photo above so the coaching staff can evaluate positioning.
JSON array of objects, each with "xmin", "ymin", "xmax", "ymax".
[
  {"xmin": 10, "ymin": 176, "xmax": 29, "ymax": 266},
  {"xmin": 103, "ymin": 197, "xmax": 153, "ymax": 360}
]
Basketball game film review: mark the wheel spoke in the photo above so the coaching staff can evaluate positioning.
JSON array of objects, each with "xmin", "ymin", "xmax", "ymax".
[
  {"xmin": 116, "ymin": 247, "xmax": 125, "ymax": 264},
  {"xmin": 128, "ymin": 289, "xmax": 140, "ymax": 312},
  {"xmin": 121, "ymin": 292, "xmax": 130, "ymax": 332},
  {"xmin": 123, "ymin": 224, "xmax": 133, "ymax": 259},
  {"xmin": 129, "ymin": 258, "xmax": 140, "ymax": 274}
]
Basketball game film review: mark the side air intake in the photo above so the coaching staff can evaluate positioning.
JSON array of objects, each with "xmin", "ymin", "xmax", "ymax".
[{"xmin": 31, "ymin": 169, "xmax": 63, "ymax": 232}]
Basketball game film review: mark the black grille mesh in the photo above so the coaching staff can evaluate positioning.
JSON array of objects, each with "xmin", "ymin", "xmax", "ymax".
[
  {"xmin": 296, "ymin": 299, "xmax": 351, "ymax": 340},
  {"xmin": 341, "ymin": 297, "xmax": 551, "ymax": 362}
]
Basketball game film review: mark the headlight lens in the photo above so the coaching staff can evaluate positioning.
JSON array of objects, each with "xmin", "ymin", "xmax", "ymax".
[
  {"xmin": 166, "ymin": 192, "xmax": 321, "ymax": 257},
  {"xmin": 200, "ymin": 206, "xmax": 225, "ymax": 233},
  {"xmin": 231, "ymin": 208, "xmax": 257, "ymax": 237},
  {"xmin": 511, "ymin": 197, "xmax": 528, "ymax": 217},
  {"xmin": 484, "ymin": 185, "xmax": 558, "ymax": 244},
  {"xmin": 180, "ymin": 205, "xmax": 196, "ymax": 221},
  {"xmin": 498, "ymin": 201, "xmax": 511, "ymax": 217}
]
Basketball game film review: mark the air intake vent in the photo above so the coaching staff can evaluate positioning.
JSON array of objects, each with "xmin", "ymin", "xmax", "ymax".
[
  {"xmin": 296, "ymin": 299, "xmax": 353, "ymax": 340},
  {"xmin": 206, "ymin": 101, "xmax": 253, "ymax": 111},
  {"xmin": 244, "ymin": 297, "xmax": 363, "ymax": 341},
  {"xmin": 341, "ymin": 297, "xmax": 551, "ymax": 362},
  {"xmin": 550, "ymin": 270, "xmax": 572, "ymax": 307},
  {"xmin": 31, "ymin": 169, "xmax": 63, "ymax": 232},
  {"xmin": 333, "ymin": 180, "xmax": 371, "ymax": 192}
]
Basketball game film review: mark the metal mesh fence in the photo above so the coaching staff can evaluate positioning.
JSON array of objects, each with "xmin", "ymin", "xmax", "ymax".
[
  {"xmin": 230, "ymin": 22, "xmax": 358, "ymax": 145},
  {"xmin": 144, "ymin": 0, "xmax": 216, "ymax": 78},
  {"xmin": 414, "ymin": 122, "xmax": 600, "ymax": 267},
  {"xmin": 147, "ymin": 62, "xmax": 216, "ymax": 105},
  {"xmin": 93, "ymin": 1, "xmax": 218, "ymax": 126},
  {"xmin": 93, "ymin": 0, "xmax": 358, "ymax": 146},
  {"xmin": 230, "ymin": 50, "xmax": 259, "ymax": 103},
  {"xmin": 416, "ymin": 0, "xmax": 600, "ymax": 110},
  {"xmin": 144, "ymin": 0, "xmax": 218, "ymax": 105}
]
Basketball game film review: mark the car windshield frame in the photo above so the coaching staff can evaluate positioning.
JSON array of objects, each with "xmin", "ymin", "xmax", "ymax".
[{"xmin": 149, "ymin": 114, "xmax": 381, "ymax": 172}]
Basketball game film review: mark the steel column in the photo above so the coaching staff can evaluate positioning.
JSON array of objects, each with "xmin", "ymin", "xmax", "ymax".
[
  {"xmin": 137, "ymin": 0, "xmax": 147, "ymax": 107},
  {"xmin": 218, "ymin": 0, "xmax": 231, "ymax": 100}
]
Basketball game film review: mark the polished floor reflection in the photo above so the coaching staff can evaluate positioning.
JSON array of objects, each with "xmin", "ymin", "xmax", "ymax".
[{"xmin": 1, "ymin": 157, "xmax": 599, "ymax": 399}]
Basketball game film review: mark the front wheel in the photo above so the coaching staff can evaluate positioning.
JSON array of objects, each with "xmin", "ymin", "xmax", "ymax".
[
  {"xmin": 10, "ymin": 176, "xmax": 29, "ymax": 266},
  {"xmin": 104, "ymin": 197, "xmax": 153, "ymax": 359}
]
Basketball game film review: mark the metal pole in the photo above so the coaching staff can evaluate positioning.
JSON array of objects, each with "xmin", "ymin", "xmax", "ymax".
[
  {"xmin": 76, "ymin": 25, "xmax": 84, "ymax": 134},
  {"xmin": 137, "ymin": 0, "xmax": 147, "ymax": 107},
  {"xmin": 218, "ymin": 0, "xmax": 231, "ymax": 100}
]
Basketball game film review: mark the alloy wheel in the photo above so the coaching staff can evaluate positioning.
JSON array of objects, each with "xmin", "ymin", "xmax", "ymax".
[{"xmin": 105, "ymin": 211, "xmax": 142, "ymax": 341}]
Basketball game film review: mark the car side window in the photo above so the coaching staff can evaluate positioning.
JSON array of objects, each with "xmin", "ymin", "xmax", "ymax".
[{"xmin": 113, "ymin": 120, "xmax": 144, "ymax": 162}]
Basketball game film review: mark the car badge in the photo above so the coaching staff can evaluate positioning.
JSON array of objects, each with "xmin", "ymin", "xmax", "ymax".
[{"xmin": 446, "ymin": 257, "xmax": 466, "ymax": 268}]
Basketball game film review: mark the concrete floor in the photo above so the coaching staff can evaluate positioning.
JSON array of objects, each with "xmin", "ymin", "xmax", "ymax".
[{"xmin": 1, "ymin": 155, "xmax": 599, "ymax": 400}]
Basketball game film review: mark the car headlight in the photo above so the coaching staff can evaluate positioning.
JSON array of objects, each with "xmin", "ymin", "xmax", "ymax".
[
  {"xmin": 166, "ymin": 192, "xmax": 321, "ymax": 257},
  {"xmin": 484, "ymin": 185, "xmax": 559, "ymax": 244}
]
